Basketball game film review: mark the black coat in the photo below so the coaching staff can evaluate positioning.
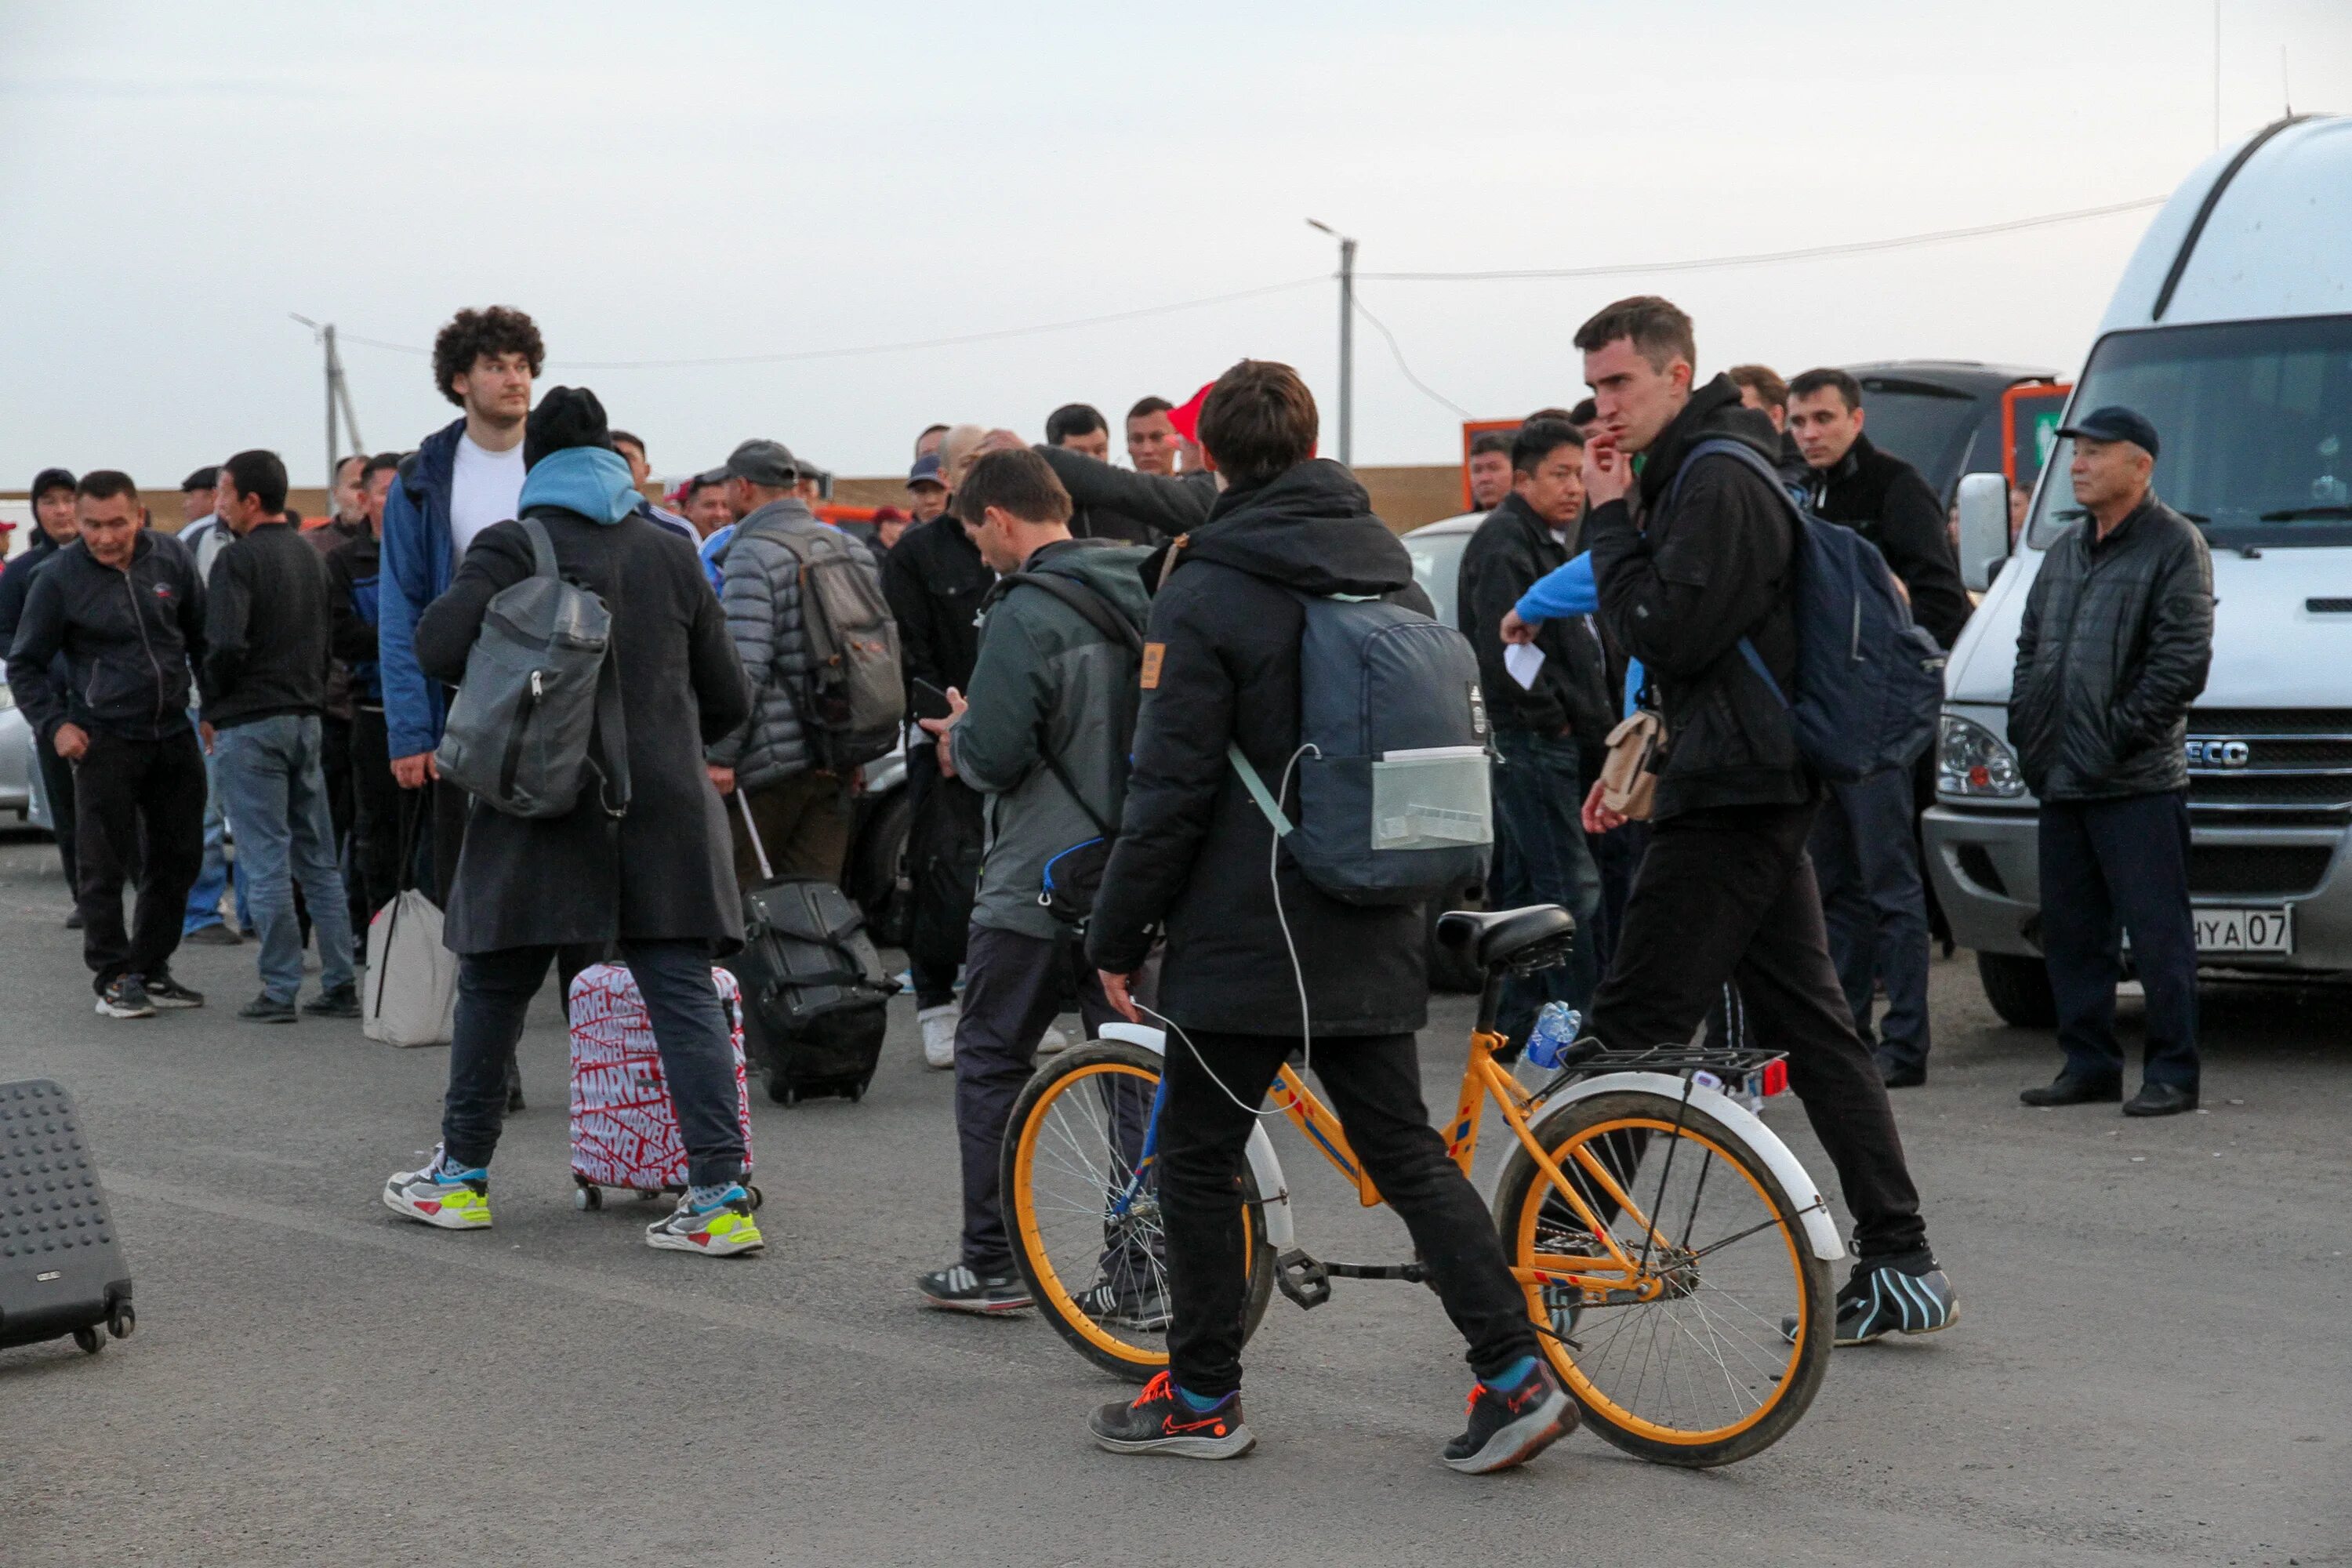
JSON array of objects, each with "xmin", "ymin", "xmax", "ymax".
[
  {"xmin": 880, "ymin": 514, "xmax": 992, "ymax": 702},
  {"xmin": 5, "ymin": 531, "xmax": 207, "ymax": 742},
  {"xmin": 0, "ymin": 532, "xmax": 69, "ymax": 719},
  {"xmin": 415, "ymin": 508, "xmax": 752, "ymax": 955},
  {"xmin": 1035, "ymin": 445, "xmax": 1215, "ymax": 546},
  {"xmin": 201, "ymin": 521, "xmax": 332, "ymax": 728},
  {"xmin": 2009, "ymin": 493, "xmax": 2212, "ymax": 802},
  {"xmin": 1806, "ymin": 434, "xmax": 1973, "ymax": 651},
  {"xmin": 1585, "ymin": 375, "xmax": 1813, "ymax": 820},
  {"xmin": 1087, "ymin": 460, "xmax": 1432, "ymax": 1037},
  {"xmin": 1457, "ymin": 492, "xmax": 1613, "ymax": 746}
]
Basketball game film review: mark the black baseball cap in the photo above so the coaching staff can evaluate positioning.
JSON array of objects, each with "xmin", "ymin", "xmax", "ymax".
[{"xmin": 2058, "ymin": 405, "xmax": 2160, "ymax": 462}]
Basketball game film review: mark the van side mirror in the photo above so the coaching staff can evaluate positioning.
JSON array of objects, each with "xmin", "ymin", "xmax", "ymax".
[{"xmin": 1955, "ymin": 472, "xmax": 2011, "ymax": 593}]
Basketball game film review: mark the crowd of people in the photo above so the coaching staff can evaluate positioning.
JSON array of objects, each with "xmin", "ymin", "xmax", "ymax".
[{"xmin": 0, "ymin": 289, "xmax": 2213, "ymax": 1472}]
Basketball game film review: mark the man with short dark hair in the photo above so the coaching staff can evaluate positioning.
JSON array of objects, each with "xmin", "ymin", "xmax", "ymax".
[
  {"xmin": 180, "ymin": 466, "xmax": 219, "ymax": 527},
  {"xmin": 173, "ymin": 463, "xmax": 249, "ymax": 945},
  {"xmin": 1466, "ymin": 430, "xmax": 1515, "ymax": 512},
  {"xmin": 0, "ymin": 467, "xmax": 85, "ymax": 911},
  {"xmin": 681, "ymin": 470, "xmax": 733, "ymax": 539},
  {"xmin": 1045, "ymin": 404, "xmax": 1110, "ymax": 460},
  {"xmin": 2011, "ymin": 408, "xmax": 2212, "ymax": 1117},
  {"xmin": 8, "ymin": 472, "xmax": 210, "ymax": 1018},
  {"xmin": 1566, "ymin": 295, "xmax": 1954, "ymax": 1346},
  {"xmin": 328, "ymin": 453, "xmax": 405, "ymax": 925},
  {"xmin": 914, "ymin": 423, "xmax": 950, "ymax": 463},
  {"xmin": 1085, "ymin": 359, "xmax": 1570, "ymax": 1472},
  {"xmin": 1567, "ymin": 397, "xmax": 1599, "ymax": 434},
  {"xmin": 1727, "ymin": 365, "xmax": 1789, "ymax": 433},
  {"xmin": 706, "ymin": 437, "xmax": 878, "ymax": 890},
  {"xmin": 204, "ymin": 450, "xmax": 358, "ymax": 1023},
  {"xmin": 1124, "ymin": 397, "xmax": 1178, "ymax": 475},
  {"xmin": 1786, "ymin": 365, "xmax": 1971, "ymax": 1087},
  {"xmin": 912, "ymin": 447, "xmax": 1150, "ymax": 1314},
  {"xmin": 1458, "ymin": 419, "xmax": 1610, "ymax": 1044},
  {"xmin": 306, "ymin": 453, "xmax": 371, "ymax": 935}
]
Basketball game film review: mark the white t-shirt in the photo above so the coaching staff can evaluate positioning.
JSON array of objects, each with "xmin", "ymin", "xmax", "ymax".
[{"xmin": 448, "ymin": 433, "xmax": 527, "ymax": 557}]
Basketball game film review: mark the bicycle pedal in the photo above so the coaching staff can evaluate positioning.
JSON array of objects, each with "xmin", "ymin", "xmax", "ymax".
[{"xmin": 1274, "ymin": 1248, "xmax": 1332, "ymax": 1310}]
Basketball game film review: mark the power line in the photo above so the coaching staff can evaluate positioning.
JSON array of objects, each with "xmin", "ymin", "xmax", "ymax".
[
  {"xmin": 332, "ymin": 275, "xmax": 1329, "ymax": 370},
  {"xmin": 1352, "ymin": 294, "xmax": 1472, "ymax": 419},
  {"xmin": 1355, "ymin": 197, "xmax": 2168, "ymax": 282}
]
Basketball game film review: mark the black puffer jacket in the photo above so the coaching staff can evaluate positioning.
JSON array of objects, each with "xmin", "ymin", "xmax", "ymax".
[
  {"xmin": 1457, "ymin": 491, "xmax": 1613, "ymax": 746},
  {"xmin": 1087, "ymin": 460, "xmax": 1432, "ymax": 1037},
  {"xmin": 1035, "ymin": 444, "xmax": 1215, "ymax": 546},
  {"xmin": 2009, "ymin": 493, "xmax": 2212, "ymax": 802},
  {"xmin": 1585, "ymin": 375, "xmax": 1812, "ymax": 819},
  {"xmin": 5, "ymin": 532, "xmax": 206, "ymax": 742},
  {"xmin": 1806, "ymin": 434, "xmax": 1973, "ymax": 651}
]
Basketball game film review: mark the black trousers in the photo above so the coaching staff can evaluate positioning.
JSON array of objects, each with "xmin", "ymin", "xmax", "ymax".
[
  {"xmin": 2038, "ymin": 792, "xmax": 2198, "ymax": 1091},
  {"xmin": 320, "ymin": 713, "xmax": 367, "ymax": 935},
  {"xmin": 34, "ymin": 729, "xmax": 78, "ymax": 892},
  {"xmin": 72, "ymin": 728, "xmax": 207, "ymax": 993},
  {"xmin": 953, "ymin": 924, "xmax": 1122, "ymax": 1272},
  {"xmin": 1160, "ymin": 1027, "xmax": 1540, "ymax": 1399},
  {"xmin": 904, "ymin": 742, "xmax": 983, "ymax": 1008},
  {"xmin": 347, "ymin": 706, "xmax": 401, "ymax": 928},
  {"xmin": 1586, "ymin": 801, "xmax": 1929, "ymax": 1261}
]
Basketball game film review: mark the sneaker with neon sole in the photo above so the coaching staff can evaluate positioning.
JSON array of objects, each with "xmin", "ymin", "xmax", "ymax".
[
  {"xmin": 645, "ymin": 1189, "xmax": 764, "ymax": 1257},
  {"xmin": 382, "ymin": 1147, "xmax": 492, "ymax": 1230}
]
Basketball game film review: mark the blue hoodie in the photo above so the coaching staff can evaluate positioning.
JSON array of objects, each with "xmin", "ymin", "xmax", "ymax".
[
  {"xmin": 518, "ymin": 445, "xmax": 641, "ymax": 524},
  {"xmin": 1515, "ymin": 550, "xmax": 1646, "ymax": 718}
]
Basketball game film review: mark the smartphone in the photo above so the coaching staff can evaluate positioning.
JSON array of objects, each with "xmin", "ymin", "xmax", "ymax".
[{"xmin": 911, "ymin": 678, "xmax": 953, "ymax": 722}]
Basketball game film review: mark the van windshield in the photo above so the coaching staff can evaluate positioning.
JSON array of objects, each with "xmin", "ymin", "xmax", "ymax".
[{"xmin": 2029, "ymin": 315, "xmax": 2352, "ymax": 550}]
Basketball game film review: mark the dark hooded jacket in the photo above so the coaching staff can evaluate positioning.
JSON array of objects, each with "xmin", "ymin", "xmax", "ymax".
[
  {"xmin": 880, "ymin": 512, "xmax": 992, "ymax": 705},
  {"xmin": 5, "ymin": 532, "xmax": 207, "ymax": 742},
  {"xmin": 1457, "ymin": 491, "xmax": 1613, "ymax": 746},
  {"xmin": 1584, "ymin": 374, "xmax": 1813, "ymax": 820},
  {"xmin": 1035, "ymin": 444, "xmax": 1215, "ymax": 546},
  {"xmin": 1087, "ymin": 459, "xmax": 1432, "ymax": 1036},
  {"xmin": 1805, "ymin": 433, "xmax": 1973, "ymax": 651}
]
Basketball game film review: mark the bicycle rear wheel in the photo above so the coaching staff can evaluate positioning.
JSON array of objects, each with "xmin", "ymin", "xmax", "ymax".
[
  {"xmin": 1494, "ymin": 1089, "xmax": 1831, "ymax": 1467},
  {"xmin": 1002, "ymin": 1039, "xmax": 1276, "ymax": 1380}
]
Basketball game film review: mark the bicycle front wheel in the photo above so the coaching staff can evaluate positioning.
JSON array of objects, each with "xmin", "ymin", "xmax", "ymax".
[
  {"xmin": 1494, "ymin": 1089, "xmax": 1832, "ymax": 1467},
  {"xmin": 1002, "ymin": 1039, "xmax": 1276, "ymax": 1381}
]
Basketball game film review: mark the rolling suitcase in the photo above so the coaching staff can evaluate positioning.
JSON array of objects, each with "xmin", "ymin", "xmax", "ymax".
[
  {"xmin": 0, "ymin": 1080, "xmax": 135, "ymax": 1357},
  {"xmin": 727, "ymin": 793, "xmax": 899, "ymax": 1105},
  {"xmin": 566, "ymin": 963, "xmax": 758, "ymax": 1211}
]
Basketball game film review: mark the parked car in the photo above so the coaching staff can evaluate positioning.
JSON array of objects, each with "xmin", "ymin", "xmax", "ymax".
[
  {"xmin": 0, "ymin": 684, "xmax": 33, "ymax": 821},
  {"xmin": 1928, "ymin": 113, "xmax": 2352, "ymax": 1025},
  {"xmin": 1402, "ymin": 510, "xmax": 1495, "ymax": 993},
  {"xmin": 1840, "ymin": 361, "xmax": 2065, "ymax": 506}
]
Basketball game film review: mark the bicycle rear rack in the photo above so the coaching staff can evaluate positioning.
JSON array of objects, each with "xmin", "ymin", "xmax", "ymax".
[{"xmin": 1275, "ymin": 1248, "xmax": 1430, "ymax": 1311}]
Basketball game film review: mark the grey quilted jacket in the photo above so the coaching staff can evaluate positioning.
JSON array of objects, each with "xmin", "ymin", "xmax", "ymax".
[{"xmin": 706, "ymin": 498, "xmax": 881, "ymax": 790}]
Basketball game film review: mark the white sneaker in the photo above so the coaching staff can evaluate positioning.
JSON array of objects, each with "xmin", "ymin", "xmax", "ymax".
[
  {"xmin": 920, "ymin": 1004, "xmax": 959, "ymax": 1069},
  {"xmin": 1036, "ymin": 1025, "xmax": 1071, "ymax": 1057}
]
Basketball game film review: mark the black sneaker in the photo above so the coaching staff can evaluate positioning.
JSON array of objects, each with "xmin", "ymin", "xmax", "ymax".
[
  {"xmin": 64, "ymin": 909, "xmax": 85, "ymax": 931},
  {"xmin": 1875, "ymin": 1051, "xmax": 1926, "ymax": 1089},
  {"xmin": 1090, "ymin": 1371, "xmax": 1254, "ymax": 1459},
  {"xmin": 238, "ymin": 993, "xmax": 299, "ymax": 1024},
  {"xmin": 1078, "ymin": 1274, "xmax": 1173, "ymax": 1331},
  {"xmin": 95, "ymin": 975, "xmax": 156, "ymax": 1019},
  {"xmin": 181, "ymin": 921, "xmax": 241, "ymax": 946},
  {"xmin": 917, "ymin": 1264, "xmax": 1033, "ymax": 1313},
  {"xmin": 303, "ymin": 983, "xmax": 361, "ymax": 1018},
  {"xmin": 145, "ymin": 973, "xmax": 205, "ymax": 1009},
  {"xmin": 1442, "ymin": 1361, "xmax": 1575, "ymax": 1474},
  {"xmin": 1786, "ymin": 1255, "xmax": 1959, "ymax": 1346}
]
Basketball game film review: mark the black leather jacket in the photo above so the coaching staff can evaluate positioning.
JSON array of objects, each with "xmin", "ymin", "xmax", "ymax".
[{"xmin": 2009, "ymin": 493, "xmax": 2213, "ymax": 801}]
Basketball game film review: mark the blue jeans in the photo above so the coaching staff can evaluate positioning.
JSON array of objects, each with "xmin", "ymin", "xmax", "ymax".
[
  {"xmin": 185, "ymin": 713, "xmax": 252, "ymax": 935},
  {"xmin": 2038, "ymin": 792, "xmax": 2199, "ymax": 1091},
  {"xmin": 1808, "ymin": 768, "xmax": 1933, "ymax": 1069},
  {"xmin": 1490, "ymin": 728, "xmax": 1602, "ymax": 1047},
  {"xmin": 442, "ymin": 942, "xmax": 745, "ymax": 1185},
  {"xmin": 212, "ymin": 714, "xmax": 356, "ymax": 1003}
]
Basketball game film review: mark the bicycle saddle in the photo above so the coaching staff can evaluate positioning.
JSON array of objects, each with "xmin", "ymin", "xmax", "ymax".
[{"xmin": 1435, "ymin": 905, "xmax": 1575, "ymax": 970}]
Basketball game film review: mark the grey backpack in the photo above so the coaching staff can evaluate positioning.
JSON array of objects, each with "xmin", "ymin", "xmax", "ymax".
[
  {"xmin": 434, "ymin": 516, "xmax": 631, "ymax": 820},
  {"xmin": 742, "ymin": 518, "xmax": 904, "ymax": 773},
  {"xmin": 1231, "ymin": 592, "xmax": 1492, "ymax": 906}
]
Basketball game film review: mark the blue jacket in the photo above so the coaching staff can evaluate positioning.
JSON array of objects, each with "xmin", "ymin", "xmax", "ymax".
[
  {"xmin": 379, "ymin": 418, "xmax": 466, "ymax": 758},
  {"xmin": 1516, "ymin": 550, "xmax": 1645, "ymax": 719}
]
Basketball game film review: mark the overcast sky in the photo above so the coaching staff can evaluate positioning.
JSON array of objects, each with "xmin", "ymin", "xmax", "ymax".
[{"xmin": 3, "ymin": 0, "xmax": 2347, "ymax": 488}]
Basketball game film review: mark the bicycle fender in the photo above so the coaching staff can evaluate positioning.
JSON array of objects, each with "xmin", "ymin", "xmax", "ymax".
[
  {"xmin": 1094, "ymin": 1022, "xmax": 1296, "ymax": 1250},
  {"xmin": 1511, "ymin": 1071, "xmax": 1846, "ymax": 1264}
]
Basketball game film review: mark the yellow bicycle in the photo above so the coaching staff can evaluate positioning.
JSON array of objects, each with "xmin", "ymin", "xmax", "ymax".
[{"xmin": 1002, "ymin": 905, "xmax": 1841, "ymax": 1467}]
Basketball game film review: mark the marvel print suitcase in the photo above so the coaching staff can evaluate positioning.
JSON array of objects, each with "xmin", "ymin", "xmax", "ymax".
[
  {"xmin": 0, "ymin": 1080, "xmax": 136, "ymax": 1356},
  {"xmin": 566, "ymin": 964, "xmax": 759, "ymax": 1211}
]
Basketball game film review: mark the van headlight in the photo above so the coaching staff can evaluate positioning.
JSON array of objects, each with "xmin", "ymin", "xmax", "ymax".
[{"xmin": 1938, "ymin": 713, "xmax": 2024, "ymax": 798}]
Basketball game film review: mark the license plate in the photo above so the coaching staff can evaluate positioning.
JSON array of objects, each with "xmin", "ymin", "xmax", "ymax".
[{"xmin": 2193, "ymin": 906, "xmax": 2295, "ymax": 955}]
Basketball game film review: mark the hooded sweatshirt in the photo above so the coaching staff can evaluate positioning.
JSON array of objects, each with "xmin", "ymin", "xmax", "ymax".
[{"xmin": 1087, "ymin": 459, "xmax": 1434, "ymax": 1037}]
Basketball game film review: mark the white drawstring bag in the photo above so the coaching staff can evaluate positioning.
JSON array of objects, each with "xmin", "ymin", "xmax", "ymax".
[{"xmin": 362, "ymin": 888, "xmax": 459, "ymax": 1048}]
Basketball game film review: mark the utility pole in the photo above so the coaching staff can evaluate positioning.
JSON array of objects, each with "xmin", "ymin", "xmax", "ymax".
[
  {"xmin": 1307, "ymin": 220, "xmax": 1357, "ymax": 466},
  {"xmin": 291, "ymin": 314, "xmax": 365, "ymax": 485}
]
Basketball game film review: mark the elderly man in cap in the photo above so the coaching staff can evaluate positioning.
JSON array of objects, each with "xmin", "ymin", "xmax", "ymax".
[
  {"xmin": 2009, "ymin": 406, "xmax": 2213, "ymax": 1116},
  {"xmin": 706, "ymin": 437, "xmax": 882, "ymax": 890}
]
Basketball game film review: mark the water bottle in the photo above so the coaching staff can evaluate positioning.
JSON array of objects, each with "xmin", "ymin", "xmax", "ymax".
[{"xmin": 1524, "ymin": 1004, "xmax": 1583, "ymax": 1070}]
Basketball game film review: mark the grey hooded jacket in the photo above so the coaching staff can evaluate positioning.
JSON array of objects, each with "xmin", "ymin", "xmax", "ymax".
[
  {"xmin": 707, "ymin": 497, "xmax": 881, "ymax": 791},
  {"xmin": 947, "ymin": 539, "xmax": 1152, "ymax": 940}
]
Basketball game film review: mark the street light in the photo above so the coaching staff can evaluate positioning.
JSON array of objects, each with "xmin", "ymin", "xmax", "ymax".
[{"xmin": 1306, "ymin": 219, "xmax": 1357, "ymax": 467}]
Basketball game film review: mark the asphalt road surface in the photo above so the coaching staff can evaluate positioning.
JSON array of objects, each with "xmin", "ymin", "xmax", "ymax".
[{"xmin": 2, "ymin": 829, "xmax": 2344, "ymax": 1566}]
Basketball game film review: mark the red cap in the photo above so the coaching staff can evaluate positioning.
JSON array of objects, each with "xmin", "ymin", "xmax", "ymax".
[{"xmin": 1167, "ymin": 381, "xmax": 1214, "ymax": 442}]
